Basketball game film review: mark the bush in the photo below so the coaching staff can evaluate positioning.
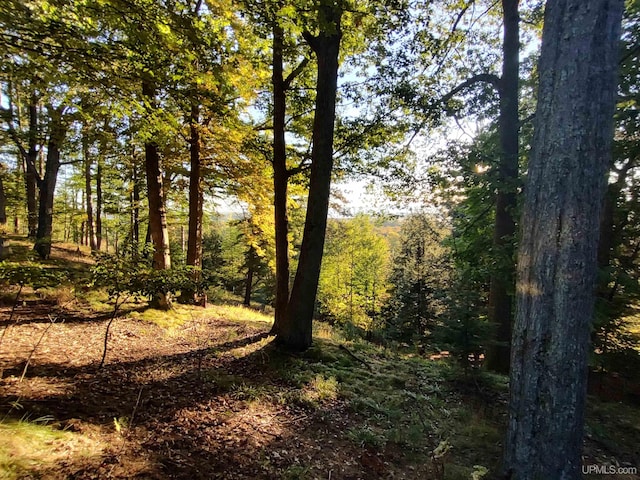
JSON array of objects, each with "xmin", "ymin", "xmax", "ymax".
[{"xmin": 91, "ymin": 251, "xmax": 201, "ymax": 304}]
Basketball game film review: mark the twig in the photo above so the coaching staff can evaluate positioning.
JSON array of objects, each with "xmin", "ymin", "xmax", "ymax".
[
  {"xmin": 19, "ymin": 315, "xmax": 56, "ymax": 382},
  {"xmin": 128, "ymin": 385, "xmax": 144, "ymax": 436},
  {"xmin": 99, "ymin": 294, "xmax": 128, "ymax": 368},
  {"xmin": 339, "ymin": 344, "xmax": 373, "ymax": 371}
]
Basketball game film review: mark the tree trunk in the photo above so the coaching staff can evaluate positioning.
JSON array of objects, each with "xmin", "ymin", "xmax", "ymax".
[
  {"xmin": 0, "ymin": 170, "xmax": 6, "ymax": 260},
  {"xmin": 485, "ymin": 0, "xmax": 520, "ymax": 373},
  {"xmin": 96, "ymin": 154, "xmax": 103, "ymax": 250},
  {"xmin": 180, "ymin": 103, "xmax": 204, "ymax": 304},
  {"xmin": 503, "ymin": 1, "xmax": 623, "ymax": 478},
  {"xmin": 244, "ymin": 264, "xmax": 254, "ymax": 307},
  {"xmin": 34, "ymin": 107, "xmax": 66, "ymax": 259},
  {"xmin": 271, "ymin": 22, "xmax": 291, "ymax": 334},
  {"xmin": 0, "ymin": 169, "xmax": 6, "ymax": 227},
  {"xmin": 25, "ymin": 100, "xmax": 38, "ymax": 238},
  {"xmin": 131, "ymin": 161, "xmax": 140, "ymax": 254},
  {"xmin": 143, "ymin": 79, "xmax": 172, "ymax": 309},
  {"xmin": 277, "ymin": 4, "xmax": 342, "ymax": 351},
  {"xmin": 82, "ymin": 126, "xmax": 98, "ymax": 251}
]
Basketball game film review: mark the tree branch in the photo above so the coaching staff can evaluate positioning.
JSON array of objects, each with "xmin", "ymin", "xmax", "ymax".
[
  {"xmin": 440, "ymin": 73, "xmax": 502, "ymax": 105},
  {"xmin": 302, "ymin": 31, "xmax": 318, "ymax": 52},
  {"xmin": 0, "ymin": 107, "xmax": 43, "ymax": 184},
  {"xmin": 283, "ymin": 57, "xmax": 310, "ymax": 90}
]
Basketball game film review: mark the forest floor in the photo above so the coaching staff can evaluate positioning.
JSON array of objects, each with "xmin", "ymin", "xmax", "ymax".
[{"xmin": 0, "ymin": 239, "xmax": 639, "ymax": 480}]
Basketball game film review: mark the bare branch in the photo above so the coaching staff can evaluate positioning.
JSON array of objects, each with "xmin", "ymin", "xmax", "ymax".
[
  {"xmin": 440, "ymin": 73, "xmax": 502, "ymax": 105},
  {"xmin": 283, "ymin": 57, "xmax": 310, "ymax": 90}
]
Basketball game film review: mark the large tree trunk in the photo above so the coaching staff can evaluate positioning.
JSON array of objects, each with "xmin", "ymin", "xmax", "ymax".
[
  {"xmin": 485, "ymin": 0, "xmax": 520, "ymax": 373},
  {"xmin": 503, "ymin": 1, "xmax": 623, "ymax": 478},
  {"xmin": 143, "ymin": 79, "xmax": 172, "ymax": 309},
  {"xmin": 34, "ymin": 107, "xmax": 66, "ymax": 259},
  {"xmin": 95, "ymin": 153, "xmax": 103, "ymax": 250},
  {"xmin": 277, "ymin": 4, "xmax": 342, "ymax": 351},
  {"xmin": 0, "ymin": 169, "xmax": 6, "ymax": 227},
  {"xmin": 180, "ymin": 102, "xmax": 204, "ymax": 304},
  {"xmin": 82, "ymin": 126, "xmax": 98, "ymax": 251},
  {"xmin": 131, "ymin": 160, "xmax": 141, "ymax": 254},
  {"xmin": 0, "ymin": 167, "xmax": 6, "ymax": 260},
  {"xmin": 25, "ymin": 100, "xmax": 38, "ymax": 238},
  {"xmin": 270, "ymin": 22, "xmax": 291, "ymax": 334}
]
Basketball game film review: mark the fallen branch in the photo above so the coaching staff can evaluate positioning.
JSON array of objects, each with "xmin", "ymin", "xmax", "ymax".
[{"xmin": 339, "ymin": 344, "xmax": 372, "ymax": 371}]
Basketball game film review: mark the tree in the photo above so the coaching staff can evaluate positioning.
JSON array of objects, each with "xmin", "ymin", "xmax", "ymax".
[
  {"xmin": 34, "ymin": 104, "xmax": 69, "ymax": 259},
  {"xmin": 276, "ymin": 0, "xmax": 344, "ymax": 351},
  {"xmin": 383, "ymin": 213, "xmax": 450, "ymax": 343},
  {"xmin": 593, "ymin": 1, "xmax": 640, "ymax": 372},
  {"xmin": 0, "ymin": 162, "xmax": 7, "ymax": 257},
  {"xmin": 317, "ymin": 215, "xmax": 391, "ymax": 332},
  {"xmin": 503, "ymin": 0, "xmax": 624, "ymax": 478},
  {"xmin": 484, "ymin": 0, "xmax": 520, "ymax": 373}
]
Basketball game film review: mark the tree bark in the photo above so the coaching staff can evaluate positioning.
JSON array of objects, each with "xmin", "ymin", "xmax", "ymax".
[
  {"xmin": 277, "ymin": 3, "xmax": 342, "ymax": 351},
  {"xmin": 82, "ymin": 125, "xmax": 98, "ymax": 251},
  {"xmin": 244, "ymin": 264, "xmax": 254, "ymax": 307},
  {"xmin": 485, "ymin": 0, "xmax": 520, "ymax": 373},
  {"xmin": 34, "ymin": 107, "xmax": 66, "ymax": 259},
  {"xmin": 503, "ymin": 1, "xmax": 623, "ymax": 478},
  {"xmin": 180, "ymin": 102, "xmax": 204, "ymax": 304},
  {"xmin": 25, "ymin": 100, "xmax": 38, "ymax": 238},
  {"xmin": 0, "ymin": 164, "xmax": 7, "ymax": 259},
  {"xmin": 0, "ymin": 168, "xmax": 6, "ymax": 227},
  {"xmin": 143, "ymin": 79, "xmax": 172, "ymax": 309},
  {"xmin": 271, "ymin": 21, "xmax": 291, "ymax": 334},
  {"xmin": 96, "ymin": 152, "xmax": 103, "ymax": 250},
  {"xmin": 130, "ymin": 157, "xmax": 141, "ymax": 254}
]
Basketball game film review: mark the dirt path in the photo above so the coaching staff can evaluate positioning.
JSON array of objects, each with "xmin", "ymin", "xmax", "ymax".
[{"xmin": 0, "ymin": 305, "xmax": 429, "ymax": 479}]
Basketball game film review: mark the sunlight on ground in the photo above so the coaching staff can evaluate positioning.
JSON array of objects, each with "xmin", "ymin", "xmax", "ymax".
[
  {"xmin": 0, "ymin": 419, "xmax": 103, "ymax": 479},
  {"xmin": 207, "ymin": 304, "xmax": 274, "ymax": 325},
  {"xmin": 129, "ymin": 303, "xmax": 274, "ymax": 333},
  {"xmin": 130, "ymin": 305, "xmax": 196, "ymax": 329}
]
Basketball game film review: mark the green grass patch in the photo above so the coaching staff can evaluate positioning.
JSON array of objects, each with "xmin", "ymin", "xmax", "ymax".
[
  {"xmin": 207, "ymin": 304, "xmax": 273, "ymax": 326},
  {"xmin": 129, "ymin": 305, "xmax": 195, "ymax": 329},
  {"xmin": 0, "ymin": 417, "xmax": 101, "ymax": 479}
]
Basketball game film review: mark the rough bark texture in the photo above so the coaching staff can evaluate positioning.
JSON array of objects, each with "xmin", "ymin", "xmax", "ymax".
[
  {"xmin": 26, "ymin": 101, "xmax": 38, "ymax": 238},
  {"xmin": 143, "ymin": 79, "xmax": 172, "ymax": 309},
  {"xmin": 277, "ymin": 3, "xmax": 342, "ymax": 351},
  {"xmin": 180, "ymin": 103, "xmax": 204, "ymax": 304},
  {"xmin": 96, "ymin": 156, "xmax": 103, "ymax": 250},
  {"xmin": 131, "ymin": 161, "xmax": 140, "ymax": 253},
  {"xmin": 270, "ymin": 22, "xmax": 290, "ymax": 334},
  {"xmin": 503, "ymin": 1, "xmax": 624, "ymax": 478},
  {"xmin": 34, "ymin": 107, "xmax": 66, "ymax": 259},
  {"xmin": 0, "ymin": 170, "xmax": 6, "ymax": 259},
  {"xmin": 82, "ymin": 127, "xmax": 97, "ymax": 251},
  {"xmin": 485, "ymin": 0, "xmax": 520, "ymax": 373},
  {"xmin": 0, "ymin": 170, "xmax": 6, "ymax": 227}
]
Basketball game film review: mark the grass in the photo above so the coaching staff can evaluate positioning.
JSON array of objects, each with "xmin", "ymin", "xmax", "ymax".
[
  {"xmin": 207, "ymin": 303, "xmax": 274, "ymax": 326},
  {"xmin": 266, "ymin": 328, "xmax": 503, "ymax": 473},
  {"xmin": 0, "ymin": 418, "xmax": 101, "ymax": 479}
]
